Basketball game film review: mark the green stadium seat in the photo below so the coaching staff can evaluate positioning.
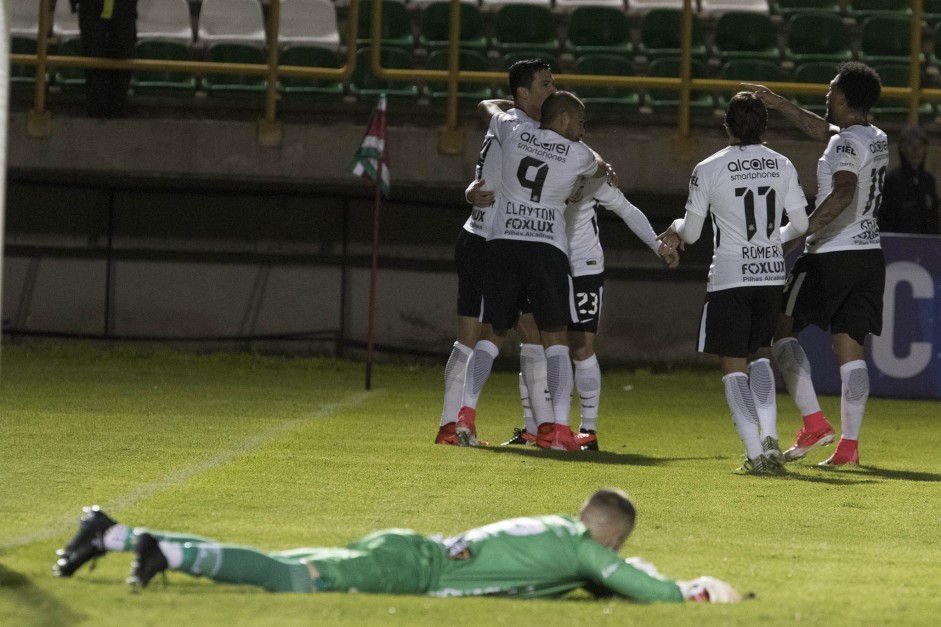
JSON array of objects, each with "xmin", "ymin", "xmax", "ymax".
[
  {"xmin": 860, "ymin": 15, "xmax": 924, "ymax": 66},
  {"xmin": 846, "ymin": 0, "xmax": 911, "ymax": 20},
  {"xmin": 716, "ymin": 59, "xmax": 780, "ymax": 109},
  {"xmin": 11, "ymin": 37, "xmax": 39, "ymax": 86},
  {"xmin": 925, "ymin": 1, "xmax": 941, "ymax": 25},
  {"xmin": 713, "ymin": 12, "xmax": 779, "ymax": 63},
  {"xmin": 792, "ymin": 61, "xmax": 836, "ymax": 114},
  {"xmin": 638, "ymin": 9, "xmax": 707, "ymax": 61},
  {"xmin": 52, "ymin": 38, "xmax": 86, "ymax": 90},
  {"xmin": 785, "ymin": 12, "xmax": 852, "ymax": 65},
  {"xmin": 423, "ymin": 49, "xmax": 491, "ymax": 100},
  {"xmin": 573, "ymin": 53, "xmax": 640, "ymax": 108},
  {"xmin": 645, "ymin": 57, "xmax": 713, "ymax": 111},
  {"xmin": 418, "ymin": 2, "xmax": 488, "ymax": 53},
  {"xmin": 932, "ymin": 21, "xmax": 941, "ymax": 65},
  {"xmin": 277, "ymin": 45, "xmax": 344, "ymax": 97},
  {"xmin": 357, "ymin": 0, "xmax": 414, "ymax": 50},
  {"xmin": 870, "ymin": 63, "xmax": 933, "ymax": 120},
  {"xmin": 201, "ymin": 43, "xmax": 267, "ymax": 94},
  {"xmin": 771, "ymin": 0, "xmax": 840, "ymax": 18},
  {"xmin": 348, "ymin": 46, "xmax": 420, "ymax": 100},
  {"xmin": 131, "ymin": 40, "xmax": 198, "ymax": 94},
  {"xmin": 492, "ymin": 5, "xmax": 560, "ymax": 56},
  {"xmin": 565, "ymin": 7, "xmax": 633, "ymax": 58}
]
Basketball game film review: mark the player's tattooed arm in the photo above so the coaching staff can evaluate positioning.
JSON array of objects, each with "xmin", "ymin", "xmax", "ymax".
[
  {"xmin": 806, "ymin": 170, "xmax": 857, "ymax": 235},
  {"xmin": 742, "ymin": 83, "xmax": 835, "ymax": 142}
]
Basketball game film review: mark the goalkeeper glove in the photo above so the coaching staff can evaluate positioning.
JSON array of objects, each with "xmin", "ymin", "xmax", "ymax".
[{"xmin": 678, "ymin": 576, "xmax": 741, "ymax": 603}]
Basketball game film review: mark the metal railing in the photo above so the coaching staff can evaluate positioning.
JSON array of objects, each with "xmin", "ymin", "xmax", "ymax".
[{"xmin": 10, "ymin": 0, "xmax": 941, "ymax": 151}]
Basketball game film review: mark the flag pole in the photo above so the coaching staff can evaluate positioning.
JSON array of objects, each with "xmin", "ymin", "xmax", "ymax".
[{"xmin": 364, "ymin": 95, "xmax": 387, "ymax": 391}]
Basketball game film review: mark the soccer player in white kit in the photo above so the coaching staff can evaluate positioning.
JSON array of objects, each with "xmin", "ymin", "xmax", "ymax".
[
  {"xmin": 435, "ymin": 60, "xmax": 557, "ymax": 446},
  {"xmin": 660, "ymin": 92, "xmax": 809, "ymax": 475},
  {"xmin": 747, "ymin": 62, "xmax": 888, "ymax": 466},
  {"xmin": 457, "ymin": 91, "xmax": 609, "ymax": 451}
]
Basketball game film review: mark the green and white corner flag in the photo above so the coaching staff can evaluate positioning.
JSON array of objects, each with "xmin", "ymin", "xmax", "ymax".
[{"xmin": 351, "ymin": 94, "xmax": 390, "ymax": 197}]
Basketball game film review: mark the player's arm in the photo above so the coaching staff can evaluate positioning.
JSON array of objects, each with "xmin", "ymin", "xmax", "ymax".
[
  {"xmin": 659, "ymin": 167, "xmax": 708, "ymax": 249},
  {"xmin": 593, "ymin": 184, "xmax": 664, "ymax": 256},
  {"xmin": 806, "ymin": 170, "xmax": 857, "ymax": 236},
  {"xmin": 743, "ymin": 83, "xmax": 836, "ymax": 142},
  {"xmin": 465, "ymin": 179, "xmax": 495, "ymax": 207},
  {"xmin": 477, "ymin": 99, "xmax": 513, "ymax": 123},
  {"xmin": 779, "ymin": 165, "xmax": 810, "ymax": 243}
]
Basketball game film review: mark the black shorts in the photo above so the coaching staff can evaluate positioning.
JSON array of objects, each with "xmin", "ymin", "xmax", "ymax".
[
  {"xmin": 569, "ymin": 273, "xmax": 604, "ymax": 334},
  {"xmin": 782, "ymin": 249, "xmax": 885, "ymax": 345},
  {"xmin": 482, "ymin": 239, "xmax": 573, "ymax": 331},
  {"xmin": 455, "ymin": 229, "xmax": 486, "ymax": 318},
  {"xmin": 698, "ymin": 285, "xmax": 782, "ymax": 358}
]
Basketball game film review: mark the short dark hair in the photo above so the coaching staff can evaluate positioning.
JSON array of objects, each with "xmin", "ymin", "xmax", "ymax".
[
  {"xmin": 834, "ymin": 62, "xmax": 881, "ymax": 112},
  {"xmin": 508, "ymin": 59, "xmax": 552, "ymax": 100},
  {"xmin": 541, "ymin": 91, "xmax": 584, "ymax": 126},
  {"xmin": 580, "ymin": 488, "xmax": 637, "ymax": 530},
  {"xmin": 899, "ymin": 124, "xmax": 928, "ymax": 148},
  {"xmin": 725, "ymin": 91, "xmax": 767, "ymax": 145}
]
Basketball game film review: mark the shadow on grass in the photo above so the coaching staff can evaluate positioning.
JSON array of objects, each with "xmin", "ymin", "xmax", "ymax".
[
  {"xmin": 477, "ymin": 446, "xmax": 675, "ymax": 466},
  {"xmin": 0, "ymin": 562, "xmax": 86, "ymax": 624},
  {"xmin": 822, "ymin": 465, "xmax": 941, "ymax": 482}
]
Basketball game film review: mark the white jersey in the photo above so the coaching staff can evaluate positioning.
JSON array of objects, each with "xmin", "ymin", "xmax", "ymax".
[
  {"xmin": 462, "ymin": 108, "xmax": 537, "ymax": 239},
  {"xmin": 489, "ymin": 111, "xmax": 599, "ymax": 253},
  {"xmin": 685, "ymin": 144, "xmax": 808, "ymax": 292},
  {"xmin": 566, "ymin": 177, "xmax": 660, "ymax": 277},
  {"xmin": 805, "ymin": 124, "xmax": 889, "ymax": 254}
]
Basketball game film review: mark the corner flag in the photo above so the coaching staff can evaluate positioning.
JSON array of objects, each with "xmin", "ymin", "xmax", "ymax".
[{"xmin": 351, "ymin": 94, "xmax": 390, "ymax": 197}]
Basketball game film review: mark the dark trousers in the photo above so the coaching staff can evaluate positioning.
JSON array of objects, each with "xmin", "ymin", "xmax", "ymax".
[{"xmin": 77, "ymin": 0, "xmax": 138, "ymax": 117}]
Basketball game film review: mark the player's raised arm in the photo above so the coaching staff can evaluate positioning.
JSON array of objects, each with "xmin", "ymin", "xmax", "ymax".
[
  {"xmin": 477, "ymin": 99, "xmax": 513, "ymax": 123},
  {"xmin": 743, "ymin": 83, "xmax": 835, "ymax": 142}
]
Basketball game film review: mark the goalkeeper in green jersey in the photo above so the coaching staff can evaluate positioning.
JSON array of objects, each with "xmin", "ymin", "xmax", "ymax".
[{"xmin": 53, "ymin": 488, "xmax": 740, "ymax": 604}]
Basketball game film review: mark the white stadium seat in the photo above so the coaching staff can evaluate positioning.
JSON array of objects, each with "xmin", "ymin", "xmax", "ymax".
[
  {"xmin": 698, "ymin": 0, "xmax": 770, "ymax": 17},
  {"xmin": 137, "ymin": 0, "xmax": 194, "ymax": 44},
  {"xmin": 625, "ymin": 0, "xmax": 685, "ymax": 16},
  {"xmin": 196, "ymin": 0, "xmax": 267, "ymax": 46},
  {"xmin": 554, "ymin": 0, "xmax": 627, "ymax": 13},
  {"xmin": 52, "ymin": 0, "xmax": 81, "ymax": 39},
  {"xmin": 278, "ymin": 0, "xmax": 342, "ymax": 51}
]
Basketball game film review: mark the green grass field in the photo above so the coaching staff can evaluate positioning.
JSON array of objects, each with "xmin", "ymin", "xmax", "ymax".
[{"xmin": 1, "ymin": 343, "xmax": 939, "ymax": 626}]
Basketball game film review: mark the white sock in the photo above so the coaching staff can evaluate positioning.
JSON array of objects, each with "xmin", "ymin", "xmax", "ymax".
[
  {"xmin": 440, "ymin": 342, "xmax": 472, "ymax": 426},
  {"xmin": 748, "ymin": 358, "xmax": 777, "ymax": 441},
  {"xmin": 772, "ymin": 337, "xmax": 822, "ymax": 417},
  {"xmin": 724, "ymin": 372, "xmax": 763, "ymax": 460},
  {"xmin": 102, "ymin": 524, "xmax": 130, "ymax": 552},
  {"xmin": 840, "ymin": 360, "xmax": 869, "ymax": 440},
  {"xmin": 520, "ymin": 343, "xmax": 549, "ymax": 432},
  {"xmin": 574, "ymin": 354, "xmax": 601, "ymax": 432},
  {"xmin": 461, "ymin": 340, "xmax": 499, "ymax": 409},
  {"xmin": 159, "ymin": 540, "xmax": 184, "ymax": 569},
  {"xmin": 545, "ymin": 344, "xmax": 573, "ymax": 426}
]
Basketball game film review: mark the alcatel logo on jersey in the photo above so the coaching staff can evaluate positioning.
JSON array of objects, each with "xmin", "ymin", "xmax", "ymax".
[
  {"xmin": 836, "ymin": 145, "xmax": 856, "ymax": 156},
  {"xmin": 726, "ymin": 157, "xmax": 778, "ymax": 172},
  {"xmin": 869, "ymin": 140, "xmax": 888, "ymax": 153},
  {"xmin": 519, "ymin": 131, "xmax": 571, "ymax": 156}
]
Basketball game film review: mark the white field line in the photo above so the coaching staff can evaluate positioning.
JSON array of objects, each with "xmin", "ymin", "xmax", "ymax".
[{"xmin": 0, "ymin": 391, "xmax": 376, "ymax": 550}]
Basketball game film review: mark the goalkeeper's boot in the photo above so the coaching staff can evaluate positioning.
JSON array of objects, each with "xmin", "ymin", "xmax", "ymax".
[
  {"xmin": 737, "ymin": 456, "xmax": 775, "ymax": 476},
  {"xmin": 576, "ymin": 429, "xmax": 599, "ymax": 451},
  {"xmin": 456, "ymin": 407, "xmax": 488, "ymax": 446},
  {"xmin": 128, "ymin": 532, "xmax": 168, "ymax": 589},
  {"xmin": 54, "ymin": 505, "xmax": 117, "ymax": 577},
  {"xmin": 533, "ymin": 422, "xmax": 555, "ymax": 449},
  {"xmin": 817, "ymin": 438, "xmax": 859, "ymax": 466},
  {"xmin": 550, "ymin": 424, "xmax": 580, "ymax": 451},
  {"xmin": 761, "ymin": 437, "xmax": 786, "ymax": 474},
  {"xmin": 501, "ymin": 427, "xmax": 535, "ymax": 446},
  {"xmin": 434, "ymin": 422, "xmax": 457, "ymax": 446},
  {"xmin": 783, "ymin": 422, "xmax": 835, "ymax": 462}
]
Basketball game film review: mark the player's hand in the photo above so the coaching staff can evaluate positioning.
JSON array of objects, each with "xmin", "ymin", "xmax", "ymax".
[
  {"xmin": 783, "ymin": 237, "xmax": 803, "ymax": 256},
  {"xmin": 467, "ymin": 179, "xmax": 495, "ymax": 207},
  {"xmin": 658, "ymin": 242, "xmax": 680, "ymax": 268},
  {"xmin": 657, "ymin": 227, "xmax": 684, "ymax": 252},
  {"xmin": 679, "ymin": 576, "xmax": 742, "ymax": 604},
  {"xmin": 741, "ymin": 83, "xmax": 780, "ymax": 109}
]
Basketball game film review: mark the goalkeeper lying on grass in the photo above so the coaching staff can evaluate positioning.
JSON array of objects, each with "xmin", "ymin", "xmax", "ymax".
[{"xmin": 53, "ymin": 487, "xmax": 740, "ymax": 604}]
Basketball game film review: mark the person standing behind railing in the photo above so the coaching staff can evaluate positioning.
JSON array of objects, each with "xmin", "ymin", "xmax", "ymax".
[
  {"xmin": 878, "ymin": 125, "xmax": 940, "ymax": 235},
  {"xmin": 70, "ymin": 0, "xmax": 138, "ymax": 118}
]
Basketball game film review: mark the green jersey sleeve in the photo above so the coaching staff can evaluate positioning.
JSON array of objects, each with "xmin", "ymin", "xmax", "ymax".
[{"xmin": 576, "ymin": 539, "xmax": 684, "ymax": 603}]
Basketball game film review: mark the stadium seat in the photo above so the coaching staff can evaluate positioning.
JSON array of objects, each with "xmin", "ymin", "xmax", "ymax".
[
  {"xmin": 554, "ymin": 0, "xmax": 626, "ymax": 12},
  {"xmin": 418, "ymin": 2, "xmax": 488, "ymax": 53},
  {"xmin": 492, "ymin": 5, "xmax": 560, "ymax": 56},
  {"xmin": 565, "ymin": 7, "xmax": 633, "ymax": 58},
  {"xmin": 712, "ymin": 12, "xmax": 779, "ymax": 63},
  {"xmin": 10, "ymin": 37, "xmax": 40, "ymax": 85},
  {"xmin": 137, "ymin": 0, "xmax": 193, "ymax": 44},
  {"xmin": 626, "ymin": 0, "xmax": 684, "ymax": 16},
  {"xmin": 932, "ymin": 21, "xmax": 941, "ymax": 66},
  {"xmin": 423, "ymin": 49, "xmax": 492, "ymax": 100},
  {"xmin": 846, "ymin": 0, "xmax": 912, "ymax": 20},
  {"xmin": 278, "ymin": 0, "xmax": 342, "ymax": 52},
  {"xmin": 131, "ymin": 40, "xmax": 198, "ymax": 93},
  {"xmin": 348, "ymin": 46, "xmax": 420, "ymax": 99},
  {"xmin": 573, "ymin": 53, "xmax": 640, "ymax": 108},
  {"xmin": 716, "ymin": 59, "xmax": 779, "ymax": 109},
  {"xmin": 10, "ymin": 0, "xmax": 42, "ymax": 38},
  {"xmin": 479, "ymin": 0, "xmax": 552, "ymax": 10},
  {"xmin": 699, "ymin": 0, "xmax": 769, "ymax": 18},
  {"xmin": 52, "ymin": 0, "xmax": 81, "ymax": 40},
  {"xmin": 201, "ymin": 43, "xmax": 267, "ymax": 94},
  {"xmin": 277, "ymin": 45, "xmax": 345, "ymax": 96},
  {"xmin": 357, "ymin": 0, "xmax": 414, "ymax": 50},
  {"xmin": 771, "ymin": 0, "xmax": 840, "ymax": 18},
  {"xmin": 860, "ymin": 15, "xmax": 924, "ymax": 66},
  {"xmin": 870, "ymin": 63, "xmax": 933, "ymax": 120},
  {"xmin": 197, "ymin": 0, "xmax": 266, "ymax": 47},
  {"xmin": 784, "ymin": 12, "xmax": 852, "ymax": 65},
  {"xmin": 638, "ymin": 9, "xmax": 707, "ymax": 61},
  {"xmin": 925, "ymin": 1, "xmax": 941, "ymax": 25},
  {"xmin": 792, "ymin": 61, "xmax": 836, "ymax": 114},
  {"xmin": 644, "ymin": 56, "xmax": 713, "ymax": 111},
  {"xmin": 52, "ymin": 37, "xmax": 85, "ymax": 90}
]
